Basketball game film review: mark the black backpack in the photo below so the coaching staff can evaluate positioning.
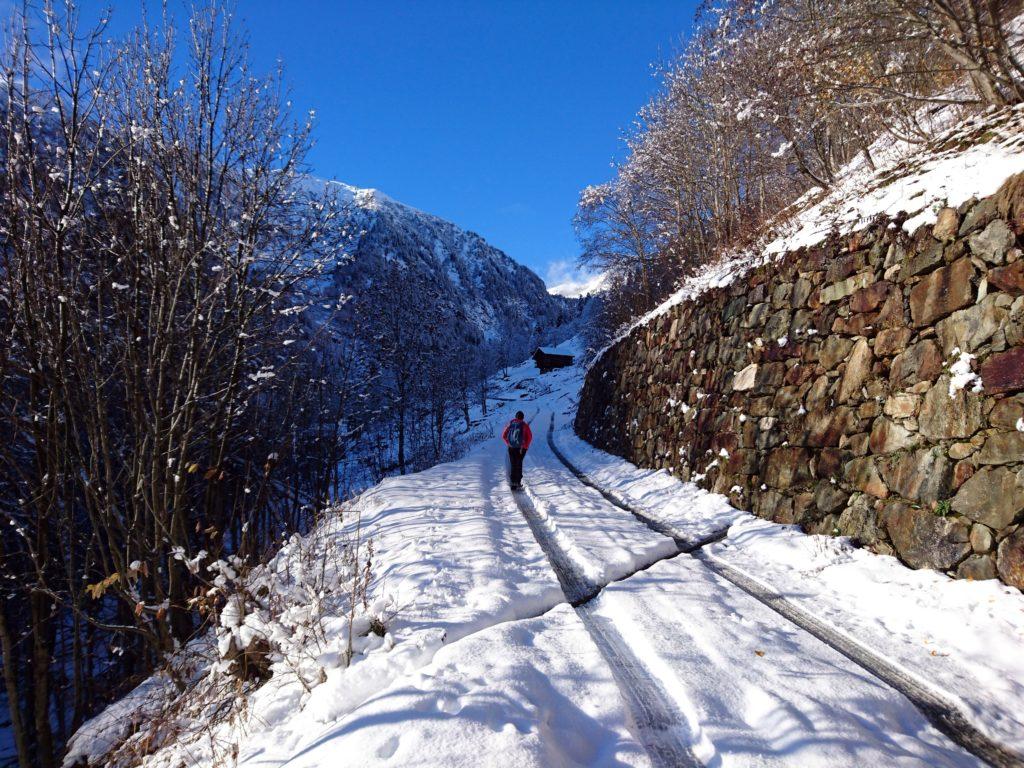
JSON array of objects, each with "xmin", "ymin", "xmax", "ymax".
[{"xmin": 507, "ymin": 420, "xmax": 524, "ymax": 449}]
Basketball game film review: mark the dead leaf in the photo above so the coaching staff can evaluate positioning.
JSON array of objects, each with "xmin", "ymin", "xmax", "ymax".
[{"xmin": 85, "ymin": 572, "xmax": 120, "ymax": 600}]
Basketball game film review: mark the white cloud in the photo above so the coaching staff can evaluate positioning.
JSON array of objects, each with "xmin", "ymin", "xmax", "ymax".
[{"xmin": 544, "ymin": 260, "xmax": 606, "ymax": 298}]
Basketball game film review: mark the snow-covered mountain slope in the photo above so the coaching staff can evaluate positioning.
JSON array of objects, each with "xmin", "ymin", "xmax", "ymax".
[{"xmin": 321, "ymin": 182, "xmax": 577, "ymax": 349}]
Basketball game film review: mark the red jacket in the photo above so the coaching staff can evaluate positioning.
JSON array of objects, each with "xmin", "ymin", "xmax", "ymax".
[{"xmin": 502, "ymin": 418, "xmax": 533, "ymax": 450}]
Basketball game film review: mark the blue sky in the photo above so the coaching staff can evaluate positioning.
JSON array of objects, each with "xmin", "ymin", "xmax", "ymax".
[{"xmin": 81, "ymin": 1, "xmax": 700, "ymax": 286}]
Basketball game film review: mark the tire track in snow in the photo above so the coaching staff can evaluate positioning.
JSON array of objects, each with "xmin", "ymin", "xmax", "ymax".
[
  {"xmin": 506, "ymin": 484, "xmax": 599, "ymax": 607},
  {"xmin": 544, "ymin": 415, "xmax": 729, "ymax": 553},
  {"xmin": 693, "ymin": 551, "xmax": 1024, "ymax": 768},
  {"xmin": 574, "ymin": 602, "xmax": 704, "ymax": 768},
  {"xmin": 546, "ymin": 417, "xmax": 1024, "ymax": 768},
  {"xmin": 507, "ymin": 477, "xmax": 702, "ymax": 767}
]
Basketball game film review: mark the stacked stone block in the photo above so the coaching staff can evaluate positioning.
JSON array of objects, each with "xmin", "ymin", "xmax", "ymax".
[{"xmin": 576, "ymin": 174, "xmax": 1024, "ymax": 588}]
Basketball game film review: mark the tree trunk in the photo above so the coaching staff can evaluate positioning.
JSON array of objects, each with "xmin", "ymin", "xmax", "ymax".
[{"xmin": 0, "ymin": 604, "xmax": 31, "ymax": 768}]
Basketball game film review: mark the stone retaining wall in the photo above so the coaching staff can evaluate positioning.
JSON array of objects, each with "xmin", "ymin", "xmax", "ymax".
[{"xmin": 576, "ymin": 175, "xmax": 1024, "ymax": 588}]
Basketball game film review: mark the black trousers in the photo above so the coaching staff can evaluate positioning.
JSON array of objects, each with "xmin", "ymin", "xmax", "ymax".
[{"xmin": 509, "ymin": 447, "xmax": 525, "ymax": 485}]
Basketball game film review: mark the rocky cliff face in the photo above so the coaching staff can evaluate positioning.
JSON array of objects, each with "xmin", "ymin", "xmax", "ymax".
[
  {"xmin": 321, "ymin": 183, "xmax": 575, "ymax": 353},
  {"xmin": 577, "ymin": 174, "xmax": 1024, "ymax": 588}
]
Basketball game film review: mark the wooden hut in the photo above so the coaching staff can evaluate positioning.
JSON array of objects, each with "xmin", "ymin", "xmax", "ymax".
[{"xmin": 532, "ymin": 347, "xmax": 574, "ymax": 374}]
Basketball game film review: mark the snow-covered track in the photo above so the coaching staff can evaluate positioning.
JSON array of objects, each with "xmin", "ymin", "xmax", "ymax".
[
  {"xmin": 548, "ymin": 419, "xmax": 1024, "ymax": 768},
  {"xmin": 574, "ymin": 602, "xmax": 704, "ymax": 768},
  {"xmin": 694, "ymin": 551, "xmax": 1024, "ymax": 768},
  {"xmin": 545, "ymin": 415, "xmax": 729, "ymax": 552},
  {"xmin": 508, "ymin": 477, "xmax": 703, "ymax": 767},
  {"xmin": 508, "ymin": 485, "xmax": 600, "ymax": 606}
]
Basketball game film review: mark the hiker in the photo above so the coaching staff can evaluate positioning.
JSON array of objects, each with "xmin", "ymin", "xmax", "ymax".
[{"xmin": 502, "ymin": 411, "xmax": 533, "ymax": 490}]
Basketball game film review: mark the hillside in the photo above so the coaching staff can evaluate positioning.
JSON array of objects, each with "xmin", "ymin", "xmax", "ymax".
[{"xmin": 319, "ymin": 182, "xmax": 576, "ymax": 353}]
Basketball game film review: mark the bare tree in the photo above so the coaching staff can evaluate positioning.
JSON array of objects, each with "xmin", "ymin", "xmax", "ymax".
[
  {"xmin": 576, "ymin": 0, "xmax": 1024, "ymax": 345},
  {"xmin": 0, "ymin": 3, "xmax": 349, "ymax": 765}
]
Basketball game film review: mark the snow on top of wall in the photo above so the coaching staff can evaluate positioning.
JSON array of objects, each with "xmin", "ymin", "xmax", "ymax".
[
  {"xmin": 766, "ymin": 105, "xmax": 1024, "ymax": 255},
  {"xmin": 590, "ymin": 104, "xmax": 1024, "ymax": 370}
]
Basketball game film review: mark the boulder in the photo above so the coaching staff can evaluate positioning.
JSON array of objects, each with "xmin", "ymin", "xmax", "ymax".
[
  {"xmin": 989, "ymin": 396, "xmax": 1024, "ymax": 431},
  {"xmin": 743, "ymin": 302, "xmax": 770, "ymax": 328},
  {"xmin": 816, "ymin": 447, "xmax": 847, "ymax": 479},
  {"xmin": 948, "ymin": 440, "xmax": 980, "ymax": 460},
  {"xmin": 874, "ymin": 293, "xmax": 906, "ymax": 329},
  {"xmin": 837, "ymin": 495, "xmax": 881, "ymax": 544},
  {"xmin": 909, "ymin": 257, "xmax": 975, "ymax": 327},
  {"xmin": 804, "ymin": 374, "xmax": 832, "ymax": 408},
  {"xmin": 875, "ymin": 326, "xmax": 912, "ymax": 357},
  {"xmin": 980, "ymin": 347, "xmax": 1024, "ymax": 394},
  {"xmin": 970, "ymin": 524, "xmax": 994, "ymax": 553},
  {"xmin": 975, "ymin": 432, "xmax": 1024, "ymax": 465},
  {"xmin": 951, "ymin": 466, "xmax": 1024, "ymax": 529},
  {"xmin": 815, "ymin": 480, "xmax": 850, "ymax": 514},
  {"xmin": 968, "ymin": 219, "xmax": 1015, "ymax": 264},
  {"xmin": 765, "ymin": 309, "xmax": 792, "ymax": 340},
  {"xmin": 756, "ymin": 362, "xmax": 786, "ymax": 390},
  {"xmin": 858, "ymin": 399, "xmax": 882, "ymax": 419},
  {"xmin": 732, "ymin": 363, "xmax": 758, "ymax": 392},
  {"xmin": 845, "ymin": 456, "xmax": 889, "ymax": 498},
  {"xmin": 918, "ymin": 376, "xmax": 983, "ymax": 439},
  {"xmin": 792, "ymin": 277, "xmax": 814, "ymax": 308},
  {"xmin": 890, "ymin": 339, "xmax": 943, "ymax": 388},
  {"xmin": 932, "ymin": 207, "xmax": 960, "ymax": 241},
  {"xmin": 957, "ymin": 555, "xmax": 998, "ymax": 581},
  {"xmin": 850, "ymin": 281, "xmax": 893, "ymax": 313},
  {"xmin": 1007, "ymin": 298, "xmax": 1024, "ymax": 347},
  {"xmin": 846, "ymin": 433, "xmax": 871, "ymax": 456},
  {"xmin": 726, "ymin": 449, "xmax": 758, "ymax": 475},
  {"xmin": 883, "ymin": 393, "xmax": 919, "ymax": 418},
  {"xmin": 826, "ymin": 254, "xmax": 857, "ymax": 283},
  {"xmin": 959, "ymin": 198, "xmax": 997, "ymax": 235},
  {"xmin": 763, "ymin": 446, "xmax": 812, "ymax": 489},
  {"xmin": 820, "ymin": 272, "xmax": 873, "ymax": 304},
  {"xmin": 868, "ymin": 417, "xmax": 919, "ymax": 454},
  {"xmin": 989, "ymin": 261, "xmax": 1024, "ymax": 295},
  {"xmin": 879, "ymin": 448, "xmax": 951, "ymax": 503},
  {"xmin": 998, "ymin": 528, "xmax": 1024, "ymax": 589},
  {"xmin": 935, "ymin": 296, "xmax": 1007, "ymax": 355},
  {"xmin": 771, "ymin": 282, "xmax": 794, "ymax": 308},
  {"xmin": 884, "ymin": 501, "xmax": 971, "ymax": 571},
  {"xmin": 819, "ymin": 335, "xmax": 854, "ymax": 371},
  {"xmin": 994, "ymin": 172, "xmax": 1024, "ymax": 235},
  {"xmin": 832, "ymin": 312, "xmax": 879, "ymax": 336},
  {"xmin": 902, "ymin": 239, "xmax": 945, "ymax": 278},
  {"xmin": 953, "ymin": 459, "xmax": 976, "ymax": 488},
  {"xmin": 837, "ymin": 338, "xmax": 873, "ymax": 402},
  {"xmin": 806, "ymin": 407, "xmax": 857, "ymax": 448}
]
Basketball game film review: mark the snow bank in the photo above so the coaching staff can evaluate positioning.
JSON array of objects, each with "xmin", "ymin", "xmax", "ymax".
[
  {"xmin": 551, "ymin": 419, "xmax": 748, "ymax": 541},
  {"xmin": 283, "ymin": 605, "xmax": 648, "ymax": 767},
  {"xmin": 592, "ymin": 104, "xmax": 1024, "ymax": 369},
  {"xmin": 65, "ymin": 448, "xmax": 567, "ymax": 767}
]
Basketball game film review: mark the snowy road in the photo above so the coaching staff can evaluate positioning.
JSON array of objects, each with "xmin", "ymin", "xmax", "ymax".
[
  {"xmin": 76, "ymin": 352, "xmax": 1024, "ymax": 768},
  {"xmin": 510, "ymin": 409, "xmax": 1003, "ymax": 768}
]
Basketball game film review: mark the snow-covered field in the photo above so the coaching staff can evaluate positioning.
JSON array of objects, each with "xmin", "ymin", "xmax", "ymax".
[{"xmin": 67, "ymin": 340, "xmax": 1024, "ymax": 767}]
